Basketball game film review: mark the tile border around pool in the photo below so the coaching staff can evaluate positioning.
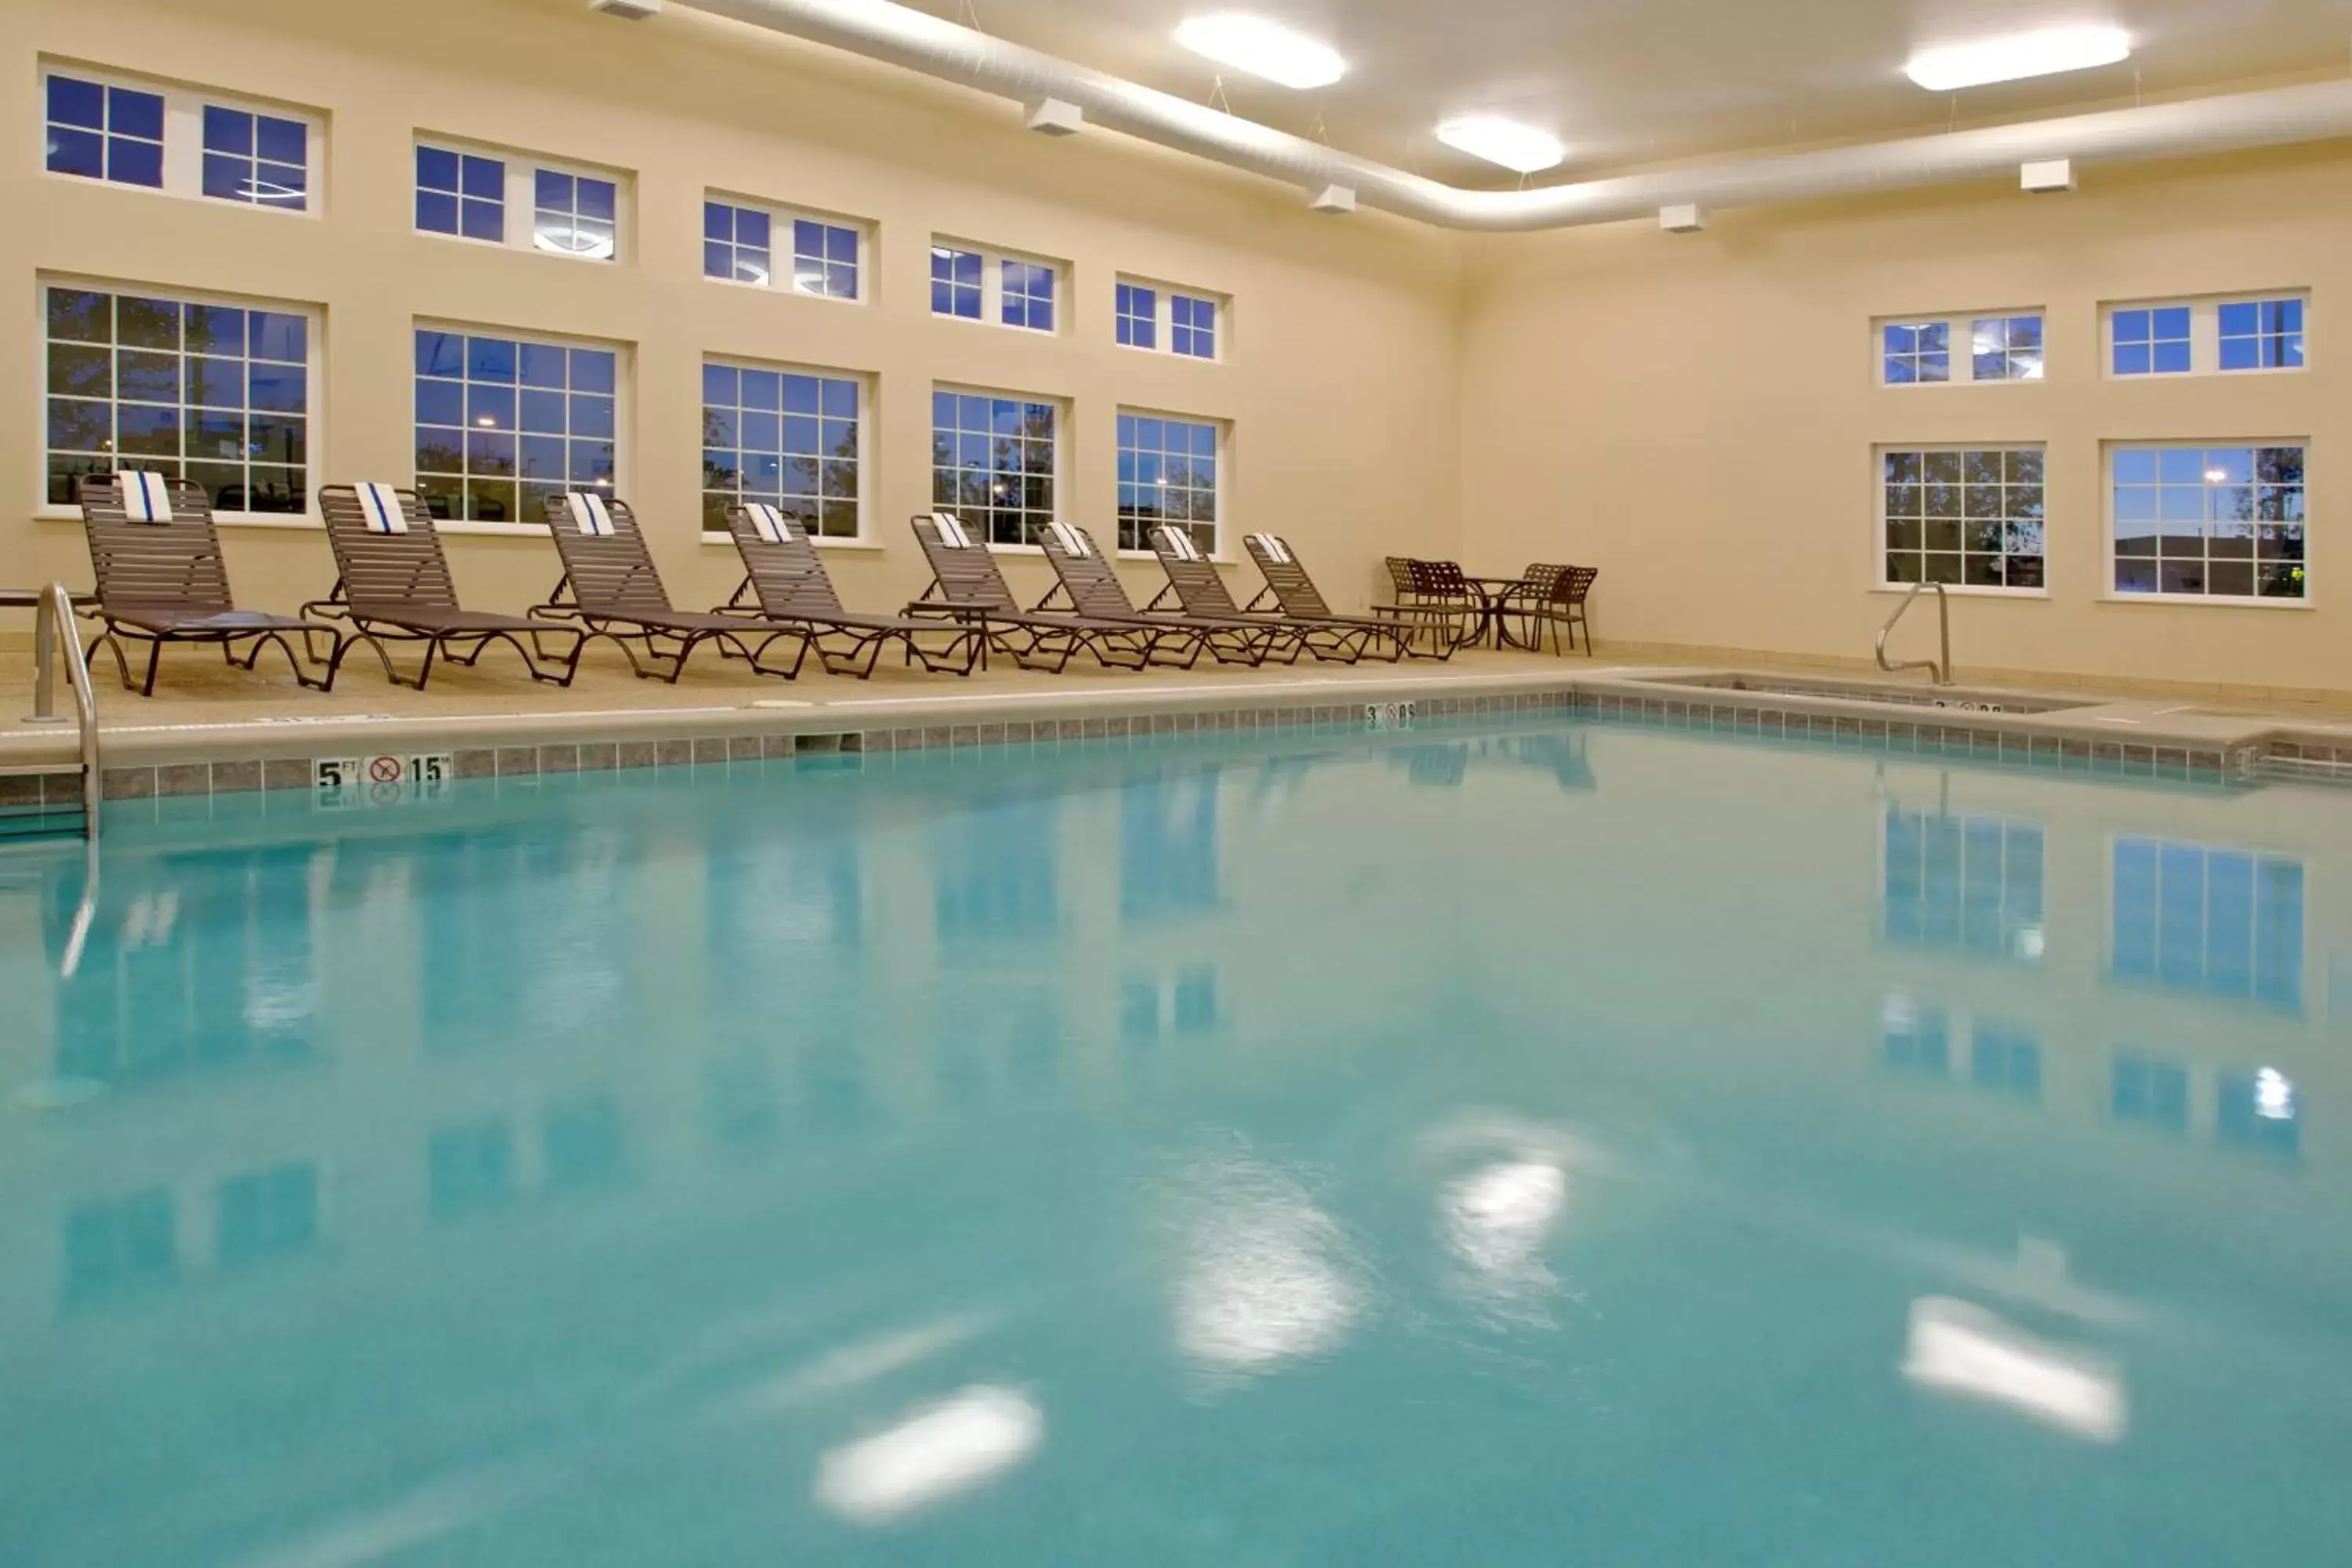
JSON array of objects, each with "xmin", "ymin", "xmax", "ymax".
[{"xmin": 60, "ymin": 681, "xmax": 2352, "ymax": 804}]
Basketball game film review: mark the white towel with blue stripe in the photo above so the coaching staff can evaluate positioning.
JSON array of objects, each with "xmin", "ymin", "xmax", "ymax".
[
  {"xmin": 566, "ymin": 492, "xmax": 616, "ymax": 535},
  {"xmin": 1047, "ymin": 521, "xmax": 1091, "ymax": 558},
  {"xmin": 356, "ymin": 483, "xmax": 409, "ymax": 534},
  {"xmin": 931, "ymin": 511, "xmax": 974, "ymax": 549},
  {"xmin": 1250, "ymin": 532, "xmax": 1292, "ymax": 565},
  {"xmin": 745, "ymin": 503, "xmax": 793, "ymax": 544},
  {"xmin": 118, "ymin": 470, "xmax": 173, "ymax": 524},
  {"xmin": 1159, "ymin": 527, "xmax": 1204, "ymax": 562}
]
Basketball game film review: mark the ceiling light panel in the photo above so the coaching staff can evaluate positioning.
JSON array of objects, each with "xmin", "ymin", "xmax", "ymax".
[
  {"xmin": 1175, "ymin": 14, "xmax": 1346, "ymax": 90},
  {"xmin": 1904, "ymin": 26, "xmax": 2132, "ymax": 91},
  {"xmin": 1435, "ymin": 116, "xmax": 1566, "ymax": 174}
]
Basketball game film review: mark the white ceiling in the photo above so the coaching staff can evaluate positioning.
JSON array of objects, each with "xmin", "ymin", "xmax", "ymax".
[{"xmin": 910, "ymin": 0, "xmax": 2352, "ymax": 180}]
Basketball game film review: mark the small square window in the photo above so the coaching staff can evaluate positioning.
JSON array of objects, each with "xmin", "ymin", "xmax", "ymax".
[
  {"xmin": 1882, "ymin": 321, "xmax": 1950, "ymax": 384},
  {"xmin": 1116, "ymin": 283, "xmax": 1157, "ymax": 349},
  {"xmin": 931, "ymin": 246, "xmax": 983, "ymax": 320},
  {"xmin": 792, "ymin": 220, "xmax": 860, "ymax": 299},
  {"xmin": 1970, "ymin": 315, "xmax": 2044, "ymax": 381},
  {"xmin": 1003, "ymin": 260, "xmax": 1055, "ymax": 332},
  {"xmin": 705, "ymin": 201, "xmax": 772, "ymax": 285},
  {"xmin": 47, "ymin": 76, "xmax": 164, "ymax": 189},
  {"xmin": 417, "ymin": 146, "xmax": 505, "ymax": 242},
  {"xmin": 535, "ymin": 171, "xmax": 616, "ymax": 260},
  {"xmin": 1171, "ymin": 294, "xmax": 1218, "ymax": 359},
  {"xmin": 2219, "ymin": 298, "xmax": 2304, "ymax": 372}
]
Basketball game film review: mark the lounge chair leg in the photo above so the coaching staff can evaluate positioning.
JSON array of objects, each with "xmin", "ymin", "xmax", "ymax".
[
  {"xmin": 138, "ymin": 639, "xmax": 162, "ymax": 698},
  {"xmin": 90, "ymin": 631, "xmax": 132, "ymax": 692}
]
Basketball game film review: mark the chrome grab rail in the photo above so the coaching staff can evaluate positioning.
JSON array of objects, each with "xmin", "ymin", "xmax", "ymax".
[
  {"xmin": 1875, "ymin": 581, "xmax": 1952, "ymax": 687},
  {"xmin": 26, "ymin": 584, "xmax": 102, "ymax": 837}
]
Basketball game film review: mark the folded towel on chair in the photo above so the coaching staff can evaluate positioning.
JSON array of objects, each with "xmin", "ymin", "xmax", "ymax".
[
  {"xmin": 119, "ymin": 470, "xmax": 174, "ymax": 524},
  {"xmin": 357, "ymin": 482, "xmax": 409, "ymax": 534}
]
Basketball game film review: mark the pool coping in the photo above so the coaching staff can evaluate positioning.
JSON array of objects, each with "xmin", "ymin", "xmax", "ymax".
[{"xmin": 7, "ymin": 662, "xmax": 2352, "ymax": 806}]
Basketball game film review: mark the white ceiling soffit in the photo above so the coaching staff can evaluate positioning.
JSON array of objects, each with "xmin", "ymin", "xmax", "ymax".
[{"xmin": 673, "ymin": 0, "xmax": 2352, "ymax": 231}]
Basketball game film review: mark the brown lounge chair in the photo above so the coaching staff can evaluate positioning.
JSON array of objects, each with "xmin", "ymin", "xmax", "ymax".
[
  {"xmin": 1145, "ymin": 525, "xmax": 1404, "ymax": 664},
  {"xmin": 74, "ymin": 470, "xmax": 342, "ymax": 694},
  {"xmin": 1245, "ymin": 533, "xmax": 1454, "ymax": 662},
  {"xmin": 904, "ymin": 512, "xmax": 1188, "ymax": 673},
  {"xmin": 723, "ymin": 504, "xmax": 982, "ymax": 677},
  {"xmin": 1036, "ymin": 522, "xmax": 1295, "ymax": 667},
  {"xmin": 308, "ymin": 483, "xmax": 587, "ymax": 688},
  {"xmin": 530, "ymin": 492, "xmax": 811, "ymax": 682}
]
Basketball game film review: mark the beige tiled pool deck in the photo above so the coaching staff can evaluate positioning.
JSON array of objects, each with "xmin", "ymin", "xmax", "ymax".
[{"xmin": 9, "ymin": 637, "xmax": 2352, "ymax": 807}]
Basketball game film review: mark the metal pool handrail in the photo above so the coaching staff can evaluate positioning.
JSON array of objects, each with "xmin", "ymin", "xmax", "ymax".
[
  {"xmin": 27, "ymin": 583, "xmax": 102, "ymax": 837},
  {"xmin": 1875, "ymin": 581, "xmax": 1952, "ymax": 687}
]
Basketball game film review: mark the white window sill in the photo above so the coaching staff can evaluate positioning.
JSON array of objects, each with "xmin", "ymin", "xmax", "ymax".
[
  {"xmin": 699, "ymin": 534, "xmax": 878, "ymax": 550},
  {"xmin": 2098, "ymin": 591, "xmax": 2314, "ymax": 610},
  {"xmin": 38, "ymin": 506, "xmax": 320, "ymax": 530},
  {"xmin": 437, "ymin": 520, "xmax": 547, "ymax": 537},
  {"xmin": 42, "ymin": 169, "xmax": 322, "ymax": 220},
  {"xmin": 1870, "ymin": 583, "xmax": 2047, "ymax": 599},
  {"xmin": 931, "ymin": 312, "xmax": 1058, "ymax": 338}
]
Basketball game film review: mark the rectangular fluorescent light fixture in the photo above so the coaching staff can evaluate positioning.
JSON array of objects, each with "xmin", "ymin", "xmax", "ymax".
[
  {"xmin": 1435, "ymin": 115, "xmax": 1566, "ymax": 174},
  {"xmin": 1175, "ymin": 14, "xmax": 1345, "ymax": 89},
  {"xmin": 1905, "ymin": 26, "xmax": 2130, "ymax": 91}
]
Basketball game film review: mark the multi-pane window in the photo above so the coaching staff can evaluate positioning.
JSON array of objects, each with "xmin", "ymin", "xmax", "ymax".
[
  {"xmin": 1882, "ymin": 312, "xmax": 2044, "ymax": 385},
  {"xmin": 1002, "ymin": 260, "xmax": 1055, "ymax": 332},
  {"xmin": 2112, "ymin": 306, "xmax": 2192, "ymax": 376},
  {"xmin": 415, "ymin": 142, "xmax": 621, "ymax": 259},
  {"xmin": 1172, "ymin": 294, "xmax": 1218, "ymax": 359},
  {"xmin": 1116, "ymin": 412, "xmax": 1220, "ymax": 554},
  {"xmin": 2220, "ymin": 298, "xmax": 2304, "ymax": 372},
  {"xmin": 931, "ymin": 245, "xmax": 983, "ymax": 319},
  {"xmin": 703, "ymin": 201, "xmax": 771, "ymax": 284},
  {"xmin": 44, "ymin": 282, "xmax": 311, "ymax": 514},
  {"xmin": 792, "ymin": 219, "xmax": 860, "ymax": 299},
  {"xmin": 931, "ymin": 388, "xmax": 1058, "ymax": 546},
  {"xmin": 201, "ymin": 106, "xmax": 307, "ymax": 209},
  {"xmin": 933, "ymin": 241, "xmax": 1058, "ymax": 332},
  {"xmin": 63, "ymin": 1189, "xmax": 176, "ymax": 1303},
  {"xmin": 1116, "ymin": 283, "xmax": 1157, "ymax": 349},
  {"xmin": 1882, "ymin": 321, "xmax": 1950, "ymax": 384},
  {"xmin": 1882, "ymin": 448, "xmax": 2045, "ymax": 589},
  {"xmin": 416, "ymin": 145, "xmax": 504, "ymax": 242},
  {"xmin": 1970, "ymin": 1020, "xmax": 2042, "ymax": 1099},
  {"xmin": 2112, "ymin": 837, "xmax": 2303, "ymax": 1011},
  {"xmin": 216, "ymin": 1162, "xmax": 320, "ymax": 1268},
  {"xmin": 44, "ymin": 73, "xmax": 163, "ymax": 188},
  {"xmin": 701, "ymin": 361, "xmax": 862, "ymax": 538},
  {"xmin": 413, "ymin": 326, "xmax": 618, "ymax": 524},
  {"xmin": 1882, "ymin": 811, "xmax": 2045, "ymax": 964},
  {"xmin": 2111, "ymin": 1052, "xmax": 2190, "ymax": 1132},
  {"xmin": 1970, "ymin": 315, "xmax": 2044, "ymax": 380},
  {"xmin": 1117, "ymin": 278, "xmax": 1225, "ymax": 361},
  {"xmin": 2111, "ymin": 444, "xmax": 2304, "ymax": 599},
  {"xmin": 532, "ymin": 169, "xmax": 617, "ymax": 260}
]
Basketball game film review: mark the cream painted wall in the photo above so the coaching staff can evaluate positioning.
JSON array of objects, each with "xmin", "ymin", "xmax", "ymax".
[
  {"xmin": 3, "ymin": 0, "xmax": 1463, "ymax": 626},
  {"xmin": 1459, "ymin": 147, "xmax": 2352, "ymax": 698}
]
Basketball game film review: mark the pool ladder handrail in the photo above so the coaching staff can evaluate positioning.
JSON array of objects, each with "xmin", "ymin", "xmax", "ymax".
[
  {"xmin": 1875, "ymin": 581, "xmax": 1953, "ymax": 688},
  {"xmin": 25, "ymin": 583, "xmax": 102, "ymax": 838}
]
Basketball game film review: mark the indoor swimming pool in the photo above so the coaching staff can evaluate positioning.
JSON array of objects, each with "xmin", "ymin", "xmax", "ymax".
[{"xmin": 2, "ymin": 716, "xmax": 2347, "ymax": 1565}]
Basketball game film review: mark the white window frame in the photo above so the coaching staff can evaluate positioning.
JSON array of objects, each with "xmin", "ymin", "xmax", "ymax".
[
  {"xmin": 1873, "ymin": 443, "xmax": 2049, "ymax": 597},
  {"xmin": 1113, "ymin": 274, "xmax": 1227, "ymax": 362},
  {"xmin": 702, "ymin": 191, "xmax": 869, "ymax": 304},
  {"xmin": 36, "ymin": 272, "xmax": 327, "ymax": 527},
  {"xmin": 1876, "ymin": 310, "xmax": 2045, "ymax": 387},
  {"xmin": 412, "ymin": 135, "xmax": 630, "ymax": 264},
  {"xmin": 930, "ymin": 381, "xmax": 1065, "ymax": 551},
  {"xmin": 1114, "ymin": 405, "xmax": 1227, "ymax": 560},
  {"xmin": 39, "ymin": 59, "xmax": 325, "ymax": 218},
  {"xmin": 2103, "ymin": 291, "xmax": 2310, "ymax": 380},
  {"xmin": 696, "ymin": 355, "xmax": 873, "ymax": 546},
  {"xmin": 2103, "ymin": 439, "xmax": 2311, "ymax": 608},
  {"xmin": 930, "ymin": 238, "xmax": 1062, "ymax": 336},
  {"xmin": 412, "ymin": 317, "xmax": 630, "ymax": 538}
]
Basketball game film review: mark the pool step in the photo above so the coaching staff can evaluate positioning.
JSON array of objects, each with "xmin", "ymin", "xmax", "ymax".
[
  {"xmin": 0, "ymin": 800, "xmax": 87, "ymax": 842},
  {"xmin": 0, "ymin": 766, "xmax": 91, "ymax": 841}
]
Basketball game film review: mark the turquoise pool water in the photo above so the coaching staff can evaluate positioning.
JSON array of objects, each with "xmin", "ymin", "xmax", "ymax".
[{"xmin": 3, "ymin": 717, "xmax": 2349, "ymax": 1565}]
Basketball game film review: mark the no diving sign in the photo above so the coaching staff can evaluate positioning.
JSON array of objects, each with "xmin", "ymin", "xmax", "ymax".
[{"xmin": 315, "ymin": 753, "xmax": 453, "ymax": 808}]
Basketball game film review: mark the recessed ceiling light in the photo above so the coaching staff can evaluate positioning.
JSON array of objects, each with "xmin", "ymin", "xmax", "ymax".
[
  {"xmin": 1435, "ymin": 116, "xmax": 1566, "ymax": 174},
  {"xmin": 1904, "ymin": 26, "xmax": 2131, "ymax": 91},
  {"xmin": 1175, "ymin": 14, "xmax": 1346, "ymax": 90}
]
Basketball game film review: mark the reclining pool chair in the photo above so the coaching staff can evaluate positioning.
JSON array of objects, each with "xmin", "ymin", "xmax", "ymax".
[
  {"xmin": 1036, "ymin": 522, "xmax": 1295, "ymax": 668},
  {"xmin": 1146, "ymin": 526, "xmax": 1404, "ymax": 664},
  {"xmin": 905, "ymin": 512, "xmax": 1190, "ymax": 673},
  {"xmin": 74, "ymin": 470, "xmax": 342, "ymax": 694},
  {"xmin": 1244, "ymin": 533, "xmax": 1453, "ymax": 662},
  {"xmin": 723, "ymin": 503, "xmax": 982, "ymax": 677},
  {"xmin": 532, "ymin": 492, "xmax": 811, "ymax": 682},
  {"xmin": 310, "ymin": 483, "xmax": 587, "ymax": 689}
]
